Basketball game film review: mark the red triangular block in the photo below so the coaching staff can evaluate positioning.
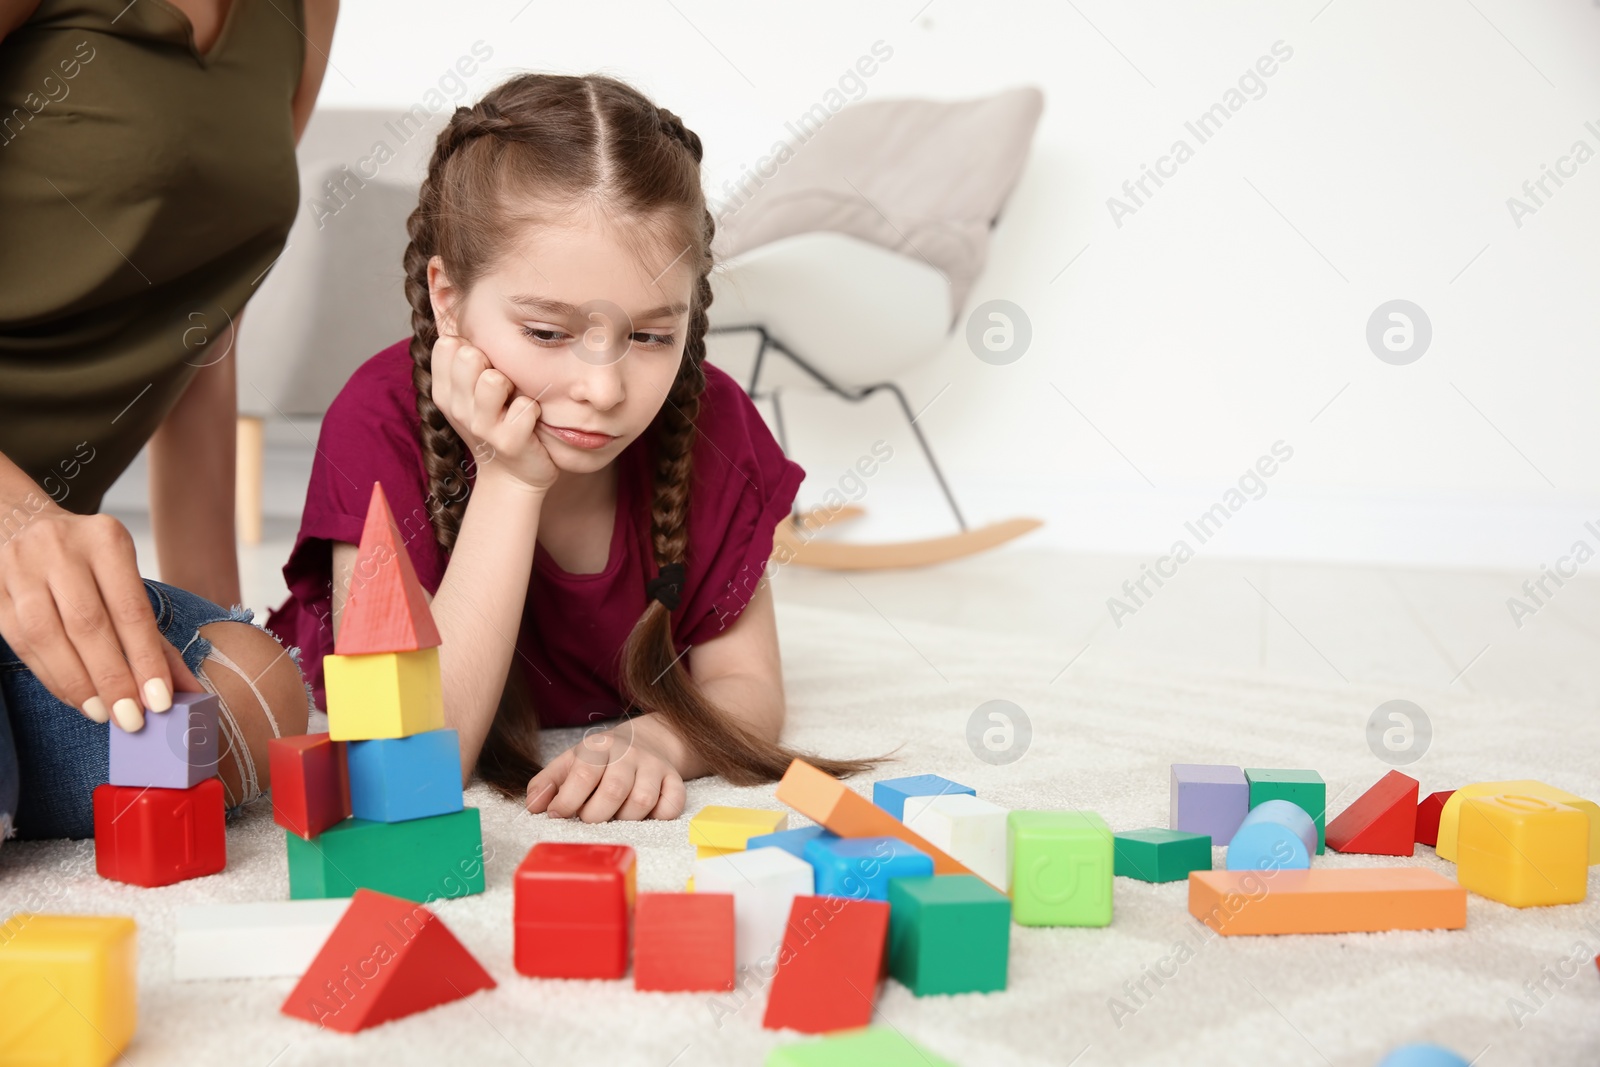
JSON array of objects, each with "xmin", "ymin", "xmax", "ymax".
[
  {"xmin": 282, "ymin": 888, "xmax": 494, "ymax": 1032},
  {"xmin": 335, "ymin": 483, "xmax": 442, "ymax": 655},
  {"xmin": 1327, "ymin": 770, "xmax": 1419, "ymax": 856},
  {"xmin": 1416, "ymin": 789, "xmax": 1456, "ymax": 848},
  {"xmin": 763, "ymin": 896, "xmax": 889, "ymax": 1033}
]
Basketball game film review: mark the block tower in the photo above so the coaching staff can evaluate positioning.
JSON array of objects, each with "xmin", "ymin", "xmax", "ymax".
[{"xmin": 282, "ymin": 483, "xmax": 485, "ymax": 903}]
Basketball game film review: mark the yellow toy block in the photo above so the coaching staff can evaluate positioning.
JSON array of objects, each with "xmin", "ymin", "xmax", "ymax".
[
  {"xmin": 1457, "ymin": 794, "xmax": 1589, "ymax": 907},
  {"xmin": 324, "ymin": 647, "xmax": 444, "ymax": 741},
  {"xmin": 1436, "ymin": 780, "xmax": 1599, "ymax": 864},
  {"xmin": 686, "ymin": 876, "xmax": 695, "ymax": 892},
  {"xmin": 0, "ymin": 914, "xmax": 137, "ymax": 1066},
  {"xmin": 688, "ymin": 805, "xmax": 788, "ymax": 851},
  {"xmin": 695, "ymin": 845, "xmax": 739, "ymax": 860}
]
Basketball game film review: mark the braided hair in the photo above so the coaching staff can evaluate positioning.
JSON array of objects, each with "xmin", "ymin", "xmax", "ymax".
[{"xmin": 401, "ymin": 74, "xmax": 888, "ymax": 798}]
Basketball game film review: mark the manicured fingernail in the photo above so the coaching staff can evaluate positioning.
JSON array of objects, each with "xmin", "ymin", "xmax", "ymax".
[
  {"xmin": 112, "ymin": 698, "xmax": 144, "ymax": 732},
  {"xmin": 144, "ymin": 677, "xmax": 172, "ymax": 713},
  {"xmin": 81, "ymin": 697, "xmax": 110, "ymax": 723}
]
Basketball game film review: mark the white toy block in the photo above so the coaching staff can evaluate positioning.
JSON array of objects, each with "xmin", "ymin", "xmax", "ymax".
[
  {"xmin": 904, "ymin": 793, "xmax": 1010, "ymax": 891},
  {"xmin": 173, "ymin": 899, "xmax": 352, "ymax": 980},
  {"xmin": 693, "ymin": 847, "xmax": 814, "ymax": 970}
]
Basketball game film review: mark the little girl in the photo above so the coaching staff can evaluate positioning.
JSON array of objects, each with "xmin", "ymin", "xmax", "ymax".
[{"xmin": 265, "ymin": 73, "xmax": 886, "ymax": 823}]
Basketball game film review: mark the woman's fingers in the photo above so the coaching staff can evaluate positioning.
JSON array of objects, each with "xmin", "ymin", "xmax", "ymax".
[
  {"xmin": 87, "ymin": 523, "xmax": 177, "ymax": 715},
  {"xmin": 48, "ymin": 565, "xmax": 142, "ymax": 731}
]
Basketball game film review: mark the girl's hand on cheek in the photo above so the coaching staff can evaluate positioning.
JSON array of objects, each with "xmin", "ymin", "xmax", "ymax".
[
  {"xmin": 430, "ymin": 333, "xmax": 559, "ymax": 494},
  {"xmin": 524, "ymin": 719, "xmax": 687, "ymax": 823}
]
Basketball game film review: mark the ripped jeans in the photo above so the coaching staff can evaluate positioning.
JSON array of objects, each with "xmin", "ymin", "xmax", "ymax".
[{"xmin": 0, "ymin": 579, "xmax": 298, "ymax": 841}]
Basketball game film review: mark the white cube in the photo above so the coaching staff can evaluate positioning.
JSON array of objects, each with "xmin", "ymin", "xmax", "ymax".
[
  {"xmin": 174, "ymin": 899, "xmax": 352, "ymax": 980},
  {"xmin": 693, "ymin": 847, "xmax": 815, "ymax": 970},
  {"xmin": 904, "ymin": 792, "xmax": 1010, "ymax": 891}
]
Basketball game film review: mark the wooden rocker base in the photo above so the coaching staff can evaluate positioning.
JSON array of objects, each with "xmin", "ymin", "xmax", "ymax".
[{"xmin": 770, "ymin": 505, "xmax": 1043, "ymax": 570}]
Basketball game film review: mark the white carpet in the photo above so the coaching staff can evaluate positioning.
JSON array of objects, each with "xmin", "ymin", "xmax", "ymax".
[{"xmin": 2, "ymin": 599, "xmax": 1598, "ymax": 1067}]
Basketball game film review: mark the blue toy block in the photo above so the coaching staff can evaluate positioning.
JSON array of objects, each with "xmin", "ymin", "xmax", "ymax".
[
  {"xmin": 1376, "ymin": 1044, "xmax": 1469, "ymax": 1067},
  {"xmin": 748, "ymin": 825, "xmax": 835, "ymax": 860},
  {"xmin": 804, "ymin": 835, "xmax": 934, "ymax": 901},
  {"xmin": 1226, "ymin": 799, "xmax": 1315, "ymax": 871},
  {"xmin": 346, "ymin": 728, "xmax": 463, "ymax": 823},
  {"xmin": 872, "ymin": 775, "xmax": 975, "ymax": 821}
]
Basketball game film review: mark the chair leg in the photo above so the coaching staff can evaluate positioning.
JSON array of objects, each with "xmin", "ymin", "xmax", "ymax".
[
  {"xmin": 236, "ymin": 415, "xmax": 264, "ymax": 546},
  {"xmin": 880, "ymin": 382, "xmax": 967, "ymax": 533}
]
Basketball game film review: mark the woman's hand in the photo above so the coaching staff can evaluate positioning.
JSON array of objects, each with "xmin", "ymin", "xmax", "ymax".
[
  {"xmin": 0, "ymin": 507, "xmax": 201, "ymax": 731},
  {"xmin": 430, "ymin": 333, "xmax": 559, "ymax": 494},
  {"xmin": 525, "ymin": 716, "xmax": 689, "ymax": 822}
]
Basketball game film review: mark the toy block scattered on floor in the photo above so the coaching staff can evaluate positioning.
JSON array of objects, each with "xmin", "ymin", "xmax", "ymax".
[
  {"xmin": 281, "ymin": 888, "xmax": 493, "ymax": 1032},
  {"xmin": 1188, "ymin": 868, "xmax": 1467, "ymax": 935},
  {"xmin": 0, "ymin": 913, "xmax": 136, "ymax": 1067},
  {"xmin": 804, "ymin": 835, "xmax": 934, "ymax": 902},
  {"xmin": 513, "ymin": 842, "xmax": 635, "ymax": 979},
  {"xmin": 323, "ymin": 647, "xmax": 445, "ymax": 741},
  {"xmin": 1226, "ymin": 799, "xmax": 1315, "ymax": 871},
  {"xmin": 765, "ymin": 1026, "xmax": 960, "ymax": 1067},
  {"xmin": 762, "ymin": 895, "xmax": 890, "ymax": 1033},
  {"xmin": 1170, "ymin": 764, "xmax": 1249, "ymax": 844},
  {"xmin": 107, "ymin": 691, "xmax": 220, "ymax": 789},
  {"xmin": 347, "ymin": 729, "xmax": 463, "ymax": 823},
  {"xmin": 633, "ymin": 892, "xmax": 736, "ymax": 992},
  {"xmin": 93, "ymin": 778, "xmax": 226, "ymax": 887},
  {"xmin": 748, "ymin": 825, "xmax": 835, "ymax": 860},
  {"xmin": 689, "ymin": 805, "xmax": 788, "ymax": 852},
  {"xmin": 693, "ymin": 846, "xmax": 815, "ymax": 969},
  {"xmin": 1435, "ymin": 780, "xmax": 1600, "ymax": 865},
  {"xmin": 696, "ymin": 844, "xmax": 739, "ymax": 859},
  {"xmin": 285, "ymin": 808, "xmax": 484, "ymax": 902},
  {"xmin": 174, "ymin": 899, "xmax": 351, "ymax": 980},
  {"xmin": 1457, "ymin": 794, "xmax": 1589, "ymax": 907},
  {"xmin": 1376, "ymin": 1043, "xmax": 1470, "ymax": 1067},
  {"xmin": 1327, "ymin": 770, "xmax": 1419, "ymax": 856},
  {"xmin": 1007, "ymin": 810, "xmax": 1113, "ymax": 927},
  {"xmin": 775, "ymin": 758, "xmax": 974, "ymax": 877},
  {"xmin": 887, "ymin": 874, "xmax": 1010, "ymax": 995},
  {"xmin": 1114, "ymin": 828, "xmax": 1211, "ymax": 882},
  {"xmin": 872, "ymin": 774, "xmax": 975, "ymax": 821},
  {"xmin": 903, "ymin": 793, "xmax": 1010, "ymax": 891},
  {"xmin": 1244, "ymin": 768, "xmax": 1327, "ymax": 854},
  {"xmin": 1416, "ymin": 789, "xmax": 1456, "ymax": 848},
  {"xmin": 333, "ymin": 483, "xmax": 442, "ymax": 656},
  {"xmin": 269, "ymin": 733, "xmax": 351, "ymax": 839}
]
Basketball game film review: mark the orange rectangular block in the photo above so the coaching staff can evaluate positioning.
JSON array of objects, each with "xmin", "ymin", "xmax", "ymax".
[
  {"xmin": 774, "ymin": 760, "xmax": 974, "ymax": 878},
  {"xmin": 1188, "ymin": 868, "xmax": 1466, "ymax": 935}
]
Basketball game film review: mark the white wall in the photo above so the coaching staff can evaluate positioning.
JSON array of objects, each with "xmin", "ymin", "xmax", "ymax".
[{"xmin": 310, "ymin": 0, "xmax": 1600, "ymax": 569}]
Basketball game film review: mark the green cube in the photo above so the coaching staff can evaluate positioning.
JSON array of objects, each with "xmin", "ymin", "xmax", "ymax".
[
  {"xmin": 1006, "ymin": 810, "xmax": 1113, "ymax": 926},
  {"xmin": 286, "ymin": 808, "xmax": 485, "ymax": 902},
  {"xmin": 1244, "ymin": 769, "xmax": 1326, "ymax": 854},
  {"xmin": 1113, "ymin": 828, "xmax": 1212, "ymax": 882},
  {"xmin": 886, "ymin": 874, "xmax": 1010, "ymax": 995},
  {"xmin": 765, "ymin": 1026, "xmax": 959, "ymax": 1066}
]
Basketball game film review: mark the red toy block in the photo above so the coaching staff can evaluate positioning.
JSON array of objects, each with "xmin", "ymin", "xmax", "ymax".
[
  {"xmin": 334, "ymin": 483, "xmax": 442, "ymax": 655},
  {"xmin": 1416, "ymin": 789, "xmax": 1456, "ymax": 848},
  {"xmin": 763, "ymin": 895, "xmax": 890, "ymax": 1033},
  {"xmin": 513, "ymin": 842, "xmax": 635, "ymax": 979},
  {"xmin": 269, "ymin": 733, "xmax": 351, "ymax": 839},
  {"xmin": 633, "ymin": 892, "xmax": 735, "ymax": 992},
  {"xmin": 1327, "ymin": 770, "xmax": 1419, "ymax": 856},
  {"xmin": 281, "ymin": 888, "xmax": 494, "ymax": 1032},
  {"xmin": 93, "ymin": 779, "xmax": 226, "ymax": 887}
]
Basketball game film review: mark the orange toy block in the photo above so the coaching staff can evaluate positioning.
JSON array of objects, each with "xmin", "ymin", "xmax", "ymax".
[
  {"xmin": 633, "ymin": 892, "xmax": 735, "ymax": 992},
  {"xmin": 334, "ymin": 483, "xmax": 442, "ymax": 655},
  {"xmin": 1416, "ymin": 789, "xmax": 1455, "ymax": 848},
  {"xmin": 1327, "ymin": 770, "xmax": 1419, "ymax": 856},
  {"xmin": 774, "ymin": 759, "xmax": 974, "ymax": 879},
  {"xmin": 1189, "ymin": 868, "xmax": 1466, "ymax": 935}
]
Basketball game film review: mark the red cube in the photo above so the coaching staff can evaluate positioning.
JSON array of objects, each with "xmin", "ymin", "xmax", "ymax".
[
  {"xmin": 93, "ymin": 778, "xmax": 226, "ymax": 886},
  {"xmin": 513, "ymin": 842, "xmax": 635, "ymax": 978},
  {"xmin": 763, "ymin": 895, "xmax": 889, "ymax": 1033},
  {"xmin": 633, "ymin": 892, "xmax": 735, "ymax": 992},
  {"xmin": 269, "ymin": 733, "xmax": 351, "ymax": 839}
]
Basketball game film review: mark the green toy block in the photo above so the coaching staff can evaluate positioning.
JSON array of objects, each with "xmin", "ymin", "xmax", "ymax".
[
  {"xmin": 1006, "ymin": 809, "xmax": 1113, "ymax": 927},
  {"xmin": 765, "ymin": 1026, "xmax": 959, "ymax": 1066},
  {"xmin": 1244, "ymin": 769, "xmax": 1327, "ymax": 854},
  {"xmin": 886, "ymin": 874, "xmax": 1010, "ymax": 995},
  {"xmin": 1113, "ymin": 828, "xmax": 1212, "ymax": 882},
  {"xmin": 286, "ymin": 808, "xmax": 484, "ymax": 903}
]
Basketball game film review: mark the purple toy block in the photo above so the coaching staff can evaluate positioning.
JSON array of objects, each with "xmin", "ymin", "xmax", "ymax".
[
  {"xmin": 1170, "ymin": 764, "xmax": 1248, "ymax": 844},
  {"xmin": 109, "ymin": 691, "xmax": 221, "ymax": 789}
]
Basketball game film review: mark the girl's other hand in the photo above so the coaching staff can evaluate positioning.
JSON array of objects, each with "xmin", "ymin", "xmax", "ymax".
[
  {"xmin": 430, "ymin": 333, "xmax": 559, "ymax": 494},
  {"xmin": 525, "ymin": 717, "xmax": 687, "ymax": 822}
]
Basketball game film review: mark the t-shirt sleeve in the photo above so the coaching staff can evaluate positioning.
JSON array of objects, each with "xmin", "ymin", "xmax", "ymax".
[{"xmin": 676, "ymin": 363, "xmax": 805, "ymax": 649}]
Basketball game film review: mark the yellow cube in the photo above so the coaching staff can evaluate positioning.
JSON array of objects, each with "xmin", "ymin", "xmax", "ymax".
[
  {"xmin": 324, "ymin": 647, "xmax": 444, "ymax": 741},
  {"xmin": 695, "ymin": 845, "xmax": 739, "ymax": 860},
  {"xmin": 1457, "ymin": 794, "xmax": 1589, "ymax": 907},
  {"xmin": 1435, "ymin": 779, "xmax": 1599, "ymax": 864},
  {"xmin": 0, "ymin": 914, "xmax": 137, "ymax": 1066},
  {"xmin": 688, "ymin": 805, "xmax": 788, "ymax": 851},
  {"xmin": 686, "ymin": 875, "xmax": 695, "ymax": 892}
]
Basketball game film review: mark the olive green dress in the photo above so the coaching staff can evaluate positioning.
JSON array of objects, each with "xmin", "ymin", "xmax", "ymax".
[{"xmin": 0, "ymin": 0, "xmax": 305, "ymax": 513}]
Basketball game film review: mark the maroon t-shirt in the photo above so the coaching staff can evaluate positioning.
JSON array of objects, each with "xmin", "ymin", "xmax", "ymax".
[{"xmin": 263, "ymin": 338, "xmax": 804, "ymax": 728}]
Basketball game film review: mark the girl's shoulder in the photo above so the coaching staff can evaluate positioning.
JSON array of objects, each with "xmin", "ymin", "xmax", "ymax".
[{"xmin": 324, "ymin": 337, "xmax": 423, "ymax": 446}]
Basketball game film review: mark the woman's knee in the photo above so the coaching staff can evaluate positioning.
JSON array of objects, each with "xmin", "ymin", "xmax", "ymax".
[{"xmin": 194, "ymin": 621, "xmax": 310, "ymax": 807}]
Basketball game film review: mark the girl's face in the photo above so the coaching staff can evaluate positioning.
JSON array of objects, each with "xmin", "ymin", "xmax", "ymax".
[{"xmin": 431, "ymin": 209, "xmax": 696, "ymax": 477}]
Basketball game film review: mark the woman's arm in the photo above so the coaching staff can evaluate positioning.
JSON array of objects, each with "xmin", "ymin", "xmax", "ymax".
[
  {"xmin": 0, "ymin": 0, "xmax": 41, "ymax": 41},
  {"xmin": 291, "ymin": 0, "xmax": 337, "ymax": 142}
]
